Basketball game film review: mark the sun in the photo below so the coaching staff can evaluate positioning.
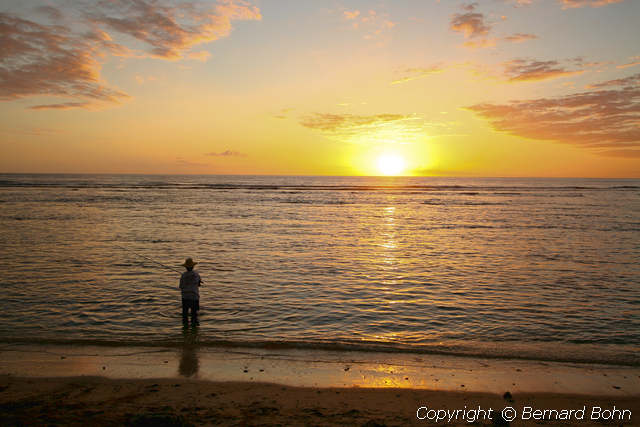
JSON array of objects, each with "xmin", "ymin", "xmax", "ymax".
[{"xmin": 377, "ymin": 154, "xmax": 406, "ymax": 176}]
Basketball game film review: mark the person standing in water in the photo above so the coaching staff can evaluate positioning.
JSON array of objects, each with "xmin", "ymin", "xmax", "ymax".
[{"xmin": 180, "ymin": 258, "xmax": 201, "ymax": 326}]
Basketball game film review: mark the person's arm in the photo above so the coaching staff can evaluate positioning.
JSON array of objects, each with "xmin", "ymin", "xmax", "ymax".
[{"xmin": 197, "ymin": 272, "xmax": 202, "ymax": 287}]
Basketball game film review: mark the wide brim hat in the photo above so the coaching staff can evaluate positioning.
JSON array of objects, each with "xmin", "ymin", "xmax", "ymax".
[{"xmin": 182, "ymin": 258, "xmax": 198, "ymax": 268}]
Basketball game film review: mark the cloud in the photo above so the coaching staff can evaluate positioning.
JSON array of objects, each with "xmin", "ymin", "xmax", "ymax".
[
  {"xmin": 391, "ymin": 65, "xmax": 444, "ymax": 85},
  {"xmin": 505, "ymin": 0, "xmax": 625, "ymax": 7},
  {"xmin": 299, "ymin": 113, "xmax": 431, "ymax": 144},
  {"xmin": 0, "ymin": 13, "xmax": 129, "ymax": 109},
  {"xmin": 28, "ymin": 102, "xmax": 93, "ymax": 110},
  {"xmin": 0, "ymin": 127, "xmax": 64, "ymax": 136},
  {"xmin": 272, "ymin": 107, "xmax": 294, "ymax": 119},
  {"xmin": 206, "ymin": 150, "xmax": 246, "ymax": 157},
  {"xmin": 301, "ymin": 113, "xmax": 409, "ymax": 131},
  {"xmin": 596, "ymin": 148, "xmax": 640, "ymax": 158},
  {"xmin": 88, "ymin": 0, "xmax": 261, "ymax": 60},
  {"xmin": 586, "ymin": 73, "xmax": 640, "ymax": 89},
  {"xmin": 504, "ymin": 33, "xmax": 538, "ymax": 43},
  {"xmin": 617, "ymin": 56, "xmax": 640, "ymax": 70},
  {"xmin": 560, "ymin": 0, "xmax": 624, "ymax": 8},
  {"xmin": 187, "ymin": 51, "xmax": 212, "ymax": 62},
  {"xmin": 503, "ymin": 59, "xmax": 584, "ymax": 82},
  {"xmin": 343, "ymin": 8, "xmax": 396, "ymax": 41},
  {"xmin": 344, "ymin": 10, "xmax": 360, "ymax": 20},
  {"xmin": 1, "ymin": 1, "xmax": 261, "ymax": 110},
  {"xmin": 34, "ymin": 5, "xmax": 63, "ymax": 20},
  {"xmin": 466, "ymin": 73, "xmax": 640, "ymax": 157},
  {"xmin": 463, "ymin": 38, "xmax": 497, "ymax": 49},
  {"xmin": 449, "ymin": 3, "xmax": 491, "ymax": 39}
]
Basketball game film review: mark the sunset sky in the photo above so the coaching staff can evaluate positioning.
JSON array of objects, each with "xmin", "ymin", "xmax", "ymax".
[{"xmin": 1, "ymin": 0, "xmax": 638, "ymax": 177}]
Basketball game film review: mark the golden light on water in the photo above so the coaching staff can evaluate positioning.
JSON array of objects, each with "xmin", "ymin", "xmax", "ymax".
[{"xmin": 377, "ymin": 154, "xmax": 406, "ymax": 176}]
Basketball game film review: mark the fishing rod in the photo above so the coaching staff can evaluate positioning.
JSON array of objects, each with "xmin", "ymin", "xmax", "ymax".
[
  {"xmin": 115, "ymin": 244, "xmax": 184, "ymax": 273},
  {"xmin": 114, "ymin": 244, "xmax": 239, "ymax": 284}
]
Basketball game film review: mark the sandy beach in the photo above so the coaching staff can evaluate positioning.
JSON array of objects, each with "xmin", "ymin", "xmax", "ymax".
[
  {"xmin": 1, "ymin": 344, "xmax": 638, "ymax": 426},
  {"xmin": 1, "ymin": 376, "xmax": 639, "ymax": 426}
]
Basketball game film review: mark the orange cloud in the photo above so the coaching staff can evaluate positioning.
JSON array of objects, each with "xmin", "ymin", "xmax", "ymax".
[
  {"xmin": 391, "ymin": 65, "xmax": 445, "ymax": 85},
  {"xmin": 28, "ymin": 102, "xmax": 93, "ymax": 110},
  {"xmin": 463, "ymin": 38, "xmax": 497, "ymax": 49},
  {"xmin": 466, "ymin": 74, "xmax": 640, "ymax": 157},
  {"xmin": 344, "ymin": 8, "xmax": 396, "ymax": 41},
  {"xmin": 344, "ymin": 10, "xmax": 360, "ymax": 20},
  {"xmin": 504, "ymin": 33, "xmax": 538, "ymax": 43},
  {"xmin": 503, "ymin": 59, "xmax": 584, "ymax": 82},
  {"xmin": 617, "ymin": 56, "xmax": 640, "ymax": 69},
  {"xmin": 449, "ymin": 3, "xmax": 491, "ymax": 39},
  {"xmin": 561, "ymin": 0, "xmax": 624, "ymax": 8},
  {"xmin": 299, "ymin": 113, "xmax": 432, "ymax": 145},
  {"xmin": 0, "ymin": 13, "xmax": 129, "ymax": 109},
  {"xmin": 504, "ymin": 0, "xmax": 625, "ymax": 8},
  {"xmin": 300, "ymin": 113, "xmax": 410, "ymax": 132},
  {"xmin": 586, "ymin": 73, "xmax": 640, "ymax": 89},
  {"xmin": 187, "ymin": 51, "xmax": 212, "ymax": 62},
  {"xmin": 1, "ymin": 1, "xmax": 261, "ymax": 110},
  {"xmin": 88, "ymin": 0, "xmax": 261, "ymax": 60}
]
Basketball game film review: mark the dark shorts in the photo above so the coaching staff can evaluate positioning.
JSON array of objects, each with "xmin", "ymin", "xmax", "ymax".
[{"xmin": 182, "ymin": 299, "xmax": 199, "ymax": 311}]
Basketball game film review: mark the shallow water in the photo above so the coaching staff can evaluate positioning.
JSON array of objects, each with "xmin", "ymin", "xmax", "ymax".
[{"xmin": 0, "ymin": 174, "xmax": 638, "ymax": 365}]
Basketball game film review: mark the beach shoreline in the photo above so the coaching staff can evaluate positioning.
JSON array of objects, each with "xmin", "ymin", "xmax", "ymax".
[{"xmin": 1, "ymin": 343, "xmax": 639, "ymax": 425}]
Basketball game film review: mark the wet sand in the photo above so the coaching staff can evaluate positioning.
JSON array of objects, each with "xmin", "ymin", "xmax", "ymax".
[{"xmin": 0, "ymin": 344, "xmax": 638, "ymax": 425}]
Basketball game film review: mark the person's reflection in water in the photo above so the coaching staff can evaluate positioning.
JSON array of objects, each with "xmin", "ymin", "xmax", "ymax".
[{"xmin": 179, "ymin": 325, "xmax": 200, "ymax": 377}]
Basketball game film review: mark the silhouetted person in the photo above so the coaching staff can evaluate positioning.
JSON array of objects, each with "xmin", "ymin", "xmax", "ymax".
[{"xmin": 180, "ymin": 257, "xmax": 201, "ymax": 326}]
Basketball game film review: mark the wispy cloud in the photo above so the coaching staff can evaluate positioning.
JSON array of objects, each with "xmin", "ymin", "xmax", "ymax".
[
  {"xmin": 299, "ymin": 113, "xmax": 431, "ymax": 144},
  {"xmin": 301, "ymin": 113, "xmax": 410, "ymax": 131},
  {"xmin": 503, "ymin": 59, "xmax": 584, "ymax": 82},
  {"xmin": 504, "ymin": 0, "xmax": 625, "ymax": 7},
  {"xmin": 343, "ymin": 10, "xmax": 360, "ymax": 20},
  {"xmin": 28, "ymin": 102, "xmax": 94, "ymax": 110},
  {"xmin": 34, "ymin": 5, "xmax": 63, "ymax": 20},
  {"xmin": 560, "ymin": 0, "xmax": 625, "ymax": 8},
  {"xmin": 0, "ymin": 1, "xmax": 261, "ymax": 110},
  {"xmin": 272, "ymin": 108, "xmax": 294, "ymax": 119},
  {"xmin": 87, "ymin": 0, "xmax": 261, "ymax": 60},
  {"xmin": 0, "ymin": 13, "xmax": 129, "ymax": 109},
  {"xmin": 504, "ymin": 33, "xmax": 538, "ymax": 43},
  {"xmin": 450, "ymin": 3, "xmax": 491, "ymax": 39},
  {"xmin": 586, "ymin": 73, "xmax": 640, "ymax": 89},
  {"xmin": 342, "ymin": 8, "xmax": 396, "ymax": 41},
  {"xmin": 391, "ymin": 65, "xmax": 444, "ymax": 85},
  {"xmin": 463, "ymin": 38, "xmax": 497, "ymax": 49},
  {"xmin": 206, "ymin": 150, "xmax": 247, "ymax": 157},
  {"xmin": 617, "ymin": 56, "xmax": 640, "ymax": 70},
  {"xmin": 0, "ymin": 127, "xmax": 64, "ymax": 136},
  {"xmin": 466, "ymin": 73, "xmax": 640, "ymax": 157},
  {"xmin": 187, "ymin": 51, "xmax": 212, "ymax": 62}
]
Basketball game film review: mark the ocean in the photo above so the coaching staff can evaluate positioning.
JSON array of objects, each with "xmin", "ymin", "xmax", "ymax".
[{"xmin": 0, "ymin": 174, "xmax": 638, "ymax": 365}]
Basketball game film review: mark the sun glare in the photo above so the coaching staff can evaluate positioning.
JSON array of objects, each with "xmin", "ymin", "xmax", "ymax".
[{"xmin": 377, "ymin": 154, "xmax": 406, "ymax": 176}]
